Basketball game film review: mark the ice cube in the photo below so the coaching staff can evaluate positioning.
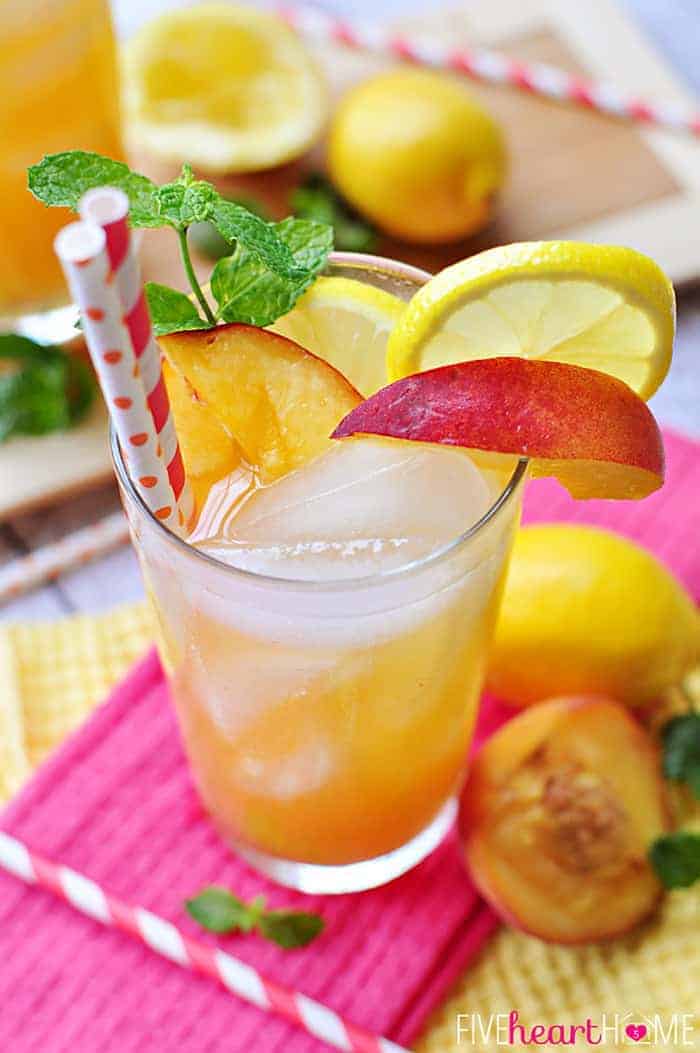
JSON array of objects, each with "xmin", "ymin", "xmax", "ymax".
[{"xmin": 195, "ymin": 438, "xmax": 501, "ymax": 581}]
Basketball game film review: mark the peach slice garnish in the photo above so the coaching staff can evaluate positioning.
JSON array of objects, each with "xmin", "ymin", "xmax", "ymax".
[
  {"xmin": 332, "ymin": 357, "xmax": 665, "ymax": 499},
  {"xmin": 459, "ymin": 697, "xmax": 671, "ymax": 943},
  {"xmin": 163, "ymin": 358, "xmax": 244, "ymax": 513},
  {"xmin": 161, "ymin": 323, "xmax": 362, "ymax": 490}
]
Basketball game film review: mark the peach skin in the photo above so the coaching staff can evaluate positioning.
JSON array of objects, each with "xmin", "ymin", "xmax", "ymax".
[{"xmin": 332, "ymin": 357, "xmax": 664, "ymax": 499}]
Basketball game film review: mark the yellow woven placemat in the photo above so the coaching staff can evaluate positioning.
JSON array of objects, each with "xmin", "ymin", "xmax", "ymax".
[{"xmin": 0, "ymin": 603, "xmax": 698, "ymax": 1052}]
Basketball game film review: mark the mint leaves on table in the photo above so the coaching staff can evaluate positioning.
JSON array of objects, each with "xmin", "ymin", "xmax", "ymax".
[
  {"xmin": 647, "ymin": 713, "xmax": 700, "ymax": 889},
  {"xmin": 291, "ymin": 173, "xmax": 377, "ymax": 253},
  {"xmin": 0, "ymin": 333, "xmax": 95, "ymax": 443},
  {"xmin": 661, "ymin": 712, "xmax": 700, "ymax": 798},
  {"xmin": 185, "ymin": 886, "xmax": 324, "ymax": 949},
  {"xmin": 28, "ymin": 152, "xmax": 333, "ymax": 336},
  {"xmin": 649, "ymin": 832, "xmax": 700, "ymax": 889}
]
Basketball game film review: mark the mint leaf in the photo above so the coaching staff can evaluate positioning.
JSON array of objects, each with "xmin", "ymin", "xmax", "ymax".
[
  {"xmin": 291, "ymin": 173, "xmax": 377, "ymax": 253},
  {"xmin": 185, "ymin": 886, "xmax": 324, "ymax": 949},
  {"xmin": 156, "ymin": 166, "xmax": 218, "ymax": 229},
  {"xmin": 145, "ymin": 283, "xmax": 208, "ymax": 337},
  {"xmin": 0, "ymin": 334, "xmax": 95, "ymax": 442},
  {"xmin": 662, "ymin": 713, "xmax": 700, "ymax": 798},
  {"xmin": 190, "ymin": 194, "xmax": 270, "ymax": 262},
  {"xmin": 28, "ymin": 151, "xmax": 160, "ymax": 228},
  {"xmin": 185, "ymin": 887, "xmax": 254, "ymax": 934},
  {"xmin": 649, "ymin": 832, "xmax": 700, "ymax": 889},
  {"xmin": 211, "ymin": 199, "xmax": 302, "ymax": 280},
  {"xmin": 212, "ymin": 217, "xmax": 332, "ymax": 327},
  {"xmin": 258, "ymin": 911, "xmax": 325, "ymax": 949},
  {"xmin": 27, "ymin": 151, "xmax": 334, "ymax": 333}
]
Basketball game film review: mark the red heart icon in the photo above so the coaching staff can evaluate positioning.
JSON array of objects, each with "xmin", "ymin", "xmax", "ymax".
[{"xmin": 625, "ymin": 1024, "xmax": 648, "ymax": 1042}]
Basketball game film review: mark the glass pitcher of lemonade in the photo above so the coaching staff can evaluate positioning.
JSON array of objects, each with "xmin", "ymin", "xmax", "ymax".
[{"xmin": 1, "ymin": 0, "xmax": 123, "ymax": 339}]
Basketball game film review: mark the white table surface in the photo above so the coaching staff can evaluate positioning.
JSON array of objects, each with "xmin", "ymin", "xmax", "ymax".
[{"xmin": 1, "ymin": 0, "xmax": 698, "ymax": 626}]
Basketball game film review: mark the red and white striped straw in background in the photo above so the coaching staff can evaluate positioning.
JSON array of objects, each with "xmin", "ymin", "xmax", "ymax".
[
  {"xmin": 79, "ymin": 188, "xmax": 195, "ymax": 532},
  {"xmin": 276, "ymin": 5, "xmax": 700, "ymax": 138},
  {"xmin": 0, "ymin": 831, "xmax": 408, "ymax": 1053},
  {"xmin": 0, "ymin": 513, "xmax": 130, "ymax": 607},
  {"xmin": 54, "ymin": 221, "xmax": 181, "ymax": 535}
]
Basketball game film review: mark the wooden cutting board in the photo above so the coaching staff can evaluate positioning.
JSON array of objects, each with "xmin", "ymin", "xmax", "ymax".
[{"xmin": 2, "ymin": 0, "xmax": 698, "ymax": 520}]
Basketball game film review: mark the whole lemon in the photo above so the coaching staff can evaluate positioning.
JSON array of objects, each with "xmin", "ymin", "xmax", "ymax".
[
  {"xmin": 328, "ymin": 69, "xmax": 506, "ymax": 244},
  {"xmin": 487, "ymin": 524, "xmax": 699, "ymax": 707}
]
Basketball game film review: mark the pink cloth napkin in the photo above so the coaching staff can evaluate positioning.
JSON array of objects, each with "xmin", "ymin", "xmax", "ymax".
[{"xmin": 1, "ymin": 429, "xmax": 699, "ymax": 1053}]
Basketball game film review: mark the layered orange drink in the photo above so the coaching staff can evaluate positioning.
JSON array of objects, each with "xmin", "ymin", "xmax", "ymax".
[
  {"xmin": 114, "ymin": 259, "xmax": 524, "ymax": 892},
  {"xmin": 113, "ymin": 247, "xmax": 671, "ymax": 893}
]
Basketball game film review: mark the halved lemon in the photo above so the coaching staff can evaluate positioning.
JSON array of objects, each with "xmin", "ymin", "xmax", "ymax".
[
  {"xmin": 269, "ymin": 276, "xmax": 405, "ymax": 396},
  {"xmin": 122, "ymin": 4, "xmax": 327, "ymax": 172},
  {"xmin": 386, "ymin": 242, "xmax": 675, "ymax": 399}
]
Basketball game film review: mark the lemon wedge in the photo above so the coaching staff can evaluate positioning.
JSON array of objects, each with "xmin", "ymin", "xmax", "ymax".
[
  {"xmin": 122, "ymin": 4, "xmax": 327, "ymax": 172},
  {"xmin": 386, "ymin": 242, "xmax": 675, "ymax": 399},
  {"xmin": 269, "ymin": 276, "xmax": 405, "ymax": 396}
]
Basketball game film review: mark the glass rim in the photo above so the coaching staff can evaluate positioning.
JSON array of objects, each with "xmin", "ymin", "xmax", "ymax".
[{"xmin": 111, "ymin": 251, "xmax": 529, "ymax": 592}]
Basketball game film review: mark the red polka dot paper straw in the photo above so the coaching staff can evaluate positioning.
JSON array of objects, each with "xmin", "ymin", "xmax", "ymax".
[
  {"xmin": 79, "ymin": 188, "xmax": 195, "ymax": 532},
  {"xmin": 0, "ymin": 513, "xmax": 130, "ymax": 607},
  {"xmin": 54, "ymin": 221, "xmax": 181, "ymax": 535},
  {"xmin": 0, "ymin": 831, "xmax": 408, "ymax": 1053},
  {"xmin": 276, "ymin": 5, "xmax": 700, "ymax": 138}
]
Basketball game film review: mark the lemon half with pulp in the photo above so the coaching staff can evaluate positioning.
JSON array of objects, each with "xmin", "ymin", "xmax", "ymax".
[{"xmin": 123, "ymin": 4, "xmax": 327, "ymax": 172}]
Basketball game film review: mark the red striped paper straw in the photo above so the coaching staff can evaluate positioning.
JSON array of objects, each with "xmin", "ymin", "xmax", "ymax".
[
  {"xmin": 80, "ymin": 188, "xmax": 195, "ymax": 532},
  {"xmin": 54, "ymin": 221, "xmax": 181, "ymax": 534},
  {"xmin": 0, "ymin": 513, "xmax": 130, "ymax": 607},
  {"xmin": 276, "ymin": 5, "xmax": 700, "ymax": 138},
  {"xmin": 0, "ymin": 831, "xmax": 408, "ymax": 1053}
]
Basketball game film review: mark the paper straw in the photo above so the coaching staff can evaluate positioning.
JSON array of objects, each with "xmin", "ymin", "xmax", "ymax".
[
  {"xmin": 0, "ymin": 513, "xmax": 130, "ymax": 607},
  {"xmin": 79, "ymin": 188, "xmax": 195, "ymax": 532},
  {"xmin": 276, "ymin": 5, "xmax": 700, "ymax": 138},
  {"xmin": 0, "ymin": 831, "xmax": 408, "ymax": 1053},
  {"xmin": 54, "ymin": 222, "xmax": 180, "ymax": 533}
]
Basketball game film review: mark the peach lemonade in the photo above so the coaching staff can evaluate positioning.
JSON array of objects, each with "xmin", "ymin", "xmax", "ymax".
[
  {"xmin": 31, "ymin": 152, "xmax": 675, "ymax": 892},
  {"xmin": 128, "ymin": 264, "xmax": 528, "ymax": 893}
]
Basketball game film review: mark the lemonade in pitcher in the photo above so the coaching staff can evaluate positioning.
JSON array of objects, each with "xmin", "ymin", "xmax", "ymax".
[{"xmin": 1, "ymin": 0, "xmax": 122, "ymax": 330}]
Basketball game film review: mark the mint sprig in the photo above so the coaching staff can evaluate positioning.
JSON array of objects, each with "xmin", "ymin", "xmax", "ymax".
[
  {"xmin": 28, "ymin": 151, "xmax": 161, "ymax": 228},
  {"xmin": 212, "ymin": 217, "xmax": 332, "ymax": 327},
  {"xmin": 28, "ymin": 152, "xmax": 333, "ymax": 337},
  {"xmin": 185, "ymin": 886, "xmax": 324, "ymax": 949},
  {"xmin": 649, "ymin": 832, "xmax": 700, "ymax": 889},
  {"xmin": 662, "ymin": 713, "xmax": 700, "ymax": 798},
  {"xmin": 145, "ymin": 284, "xmax": 209, "ymax": 337},
  {"xmin": 0, "ymin": 334, "xmax": 95, "ymax": 443}
]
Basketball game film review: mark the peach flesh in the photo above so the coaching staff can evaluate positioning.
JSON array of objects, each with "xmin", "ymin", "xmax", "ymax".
[
  {"xmin": 161, "ymin": 322, "xmax": 362, "ymax": 489},
  {"xmin": 459, "ymin": 697, "xmax": 671, "ymax": 943}
]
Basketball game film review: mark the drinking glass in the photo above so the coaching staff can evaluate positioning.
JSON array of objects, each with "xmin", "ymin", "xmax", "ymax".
[
  {"xmin": 113, "ymin": 253, "xmax": 527, "ymax": 893},
  {"xmin": 1, "ymin": 0, "xmax": 123, "ymax": 342}
]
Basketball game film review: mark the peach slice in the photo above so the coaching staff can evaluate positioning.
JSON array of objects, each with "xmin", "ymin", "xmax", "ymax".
[
  {"xmin": 163, "ymin": 359, "xmax": 244, "ymax": 513},
  {"xmin": 333, "ymin": 357, "xmax": 665, "ymax": 499},
  {"xmin": 460, "ymin": 698, "xmax": 671, "ymax": 943},
  {"xmin": 160, "ymin": 323, "xmax": 362, "ymax": 486}
]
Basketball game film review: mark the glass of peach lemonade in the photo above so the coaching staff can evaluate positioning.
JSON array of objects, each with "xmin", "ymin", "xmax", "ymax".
[
  {"xmin": 113, "ymin": 254, "xmax": 528, "ymax": 893},
  {"xmin": 107, "ymin": 217, "xmax": 668, "ymax": 895}
]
